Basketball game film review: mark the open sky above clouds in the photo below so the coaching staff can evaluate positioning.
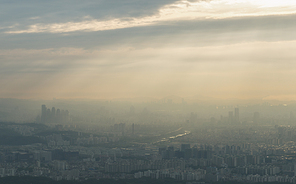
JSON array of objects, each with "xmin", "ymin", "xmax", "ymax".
[{"xmin": 1, "ymin": 0, "xmax": 296, "ymax": 101}]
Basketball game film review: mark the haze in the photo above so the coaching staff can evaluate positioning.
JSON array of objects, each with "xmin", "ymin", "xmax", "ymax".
[{"xmin": 1, "ymin": 0, "xmax": 296, "ymax": 101}]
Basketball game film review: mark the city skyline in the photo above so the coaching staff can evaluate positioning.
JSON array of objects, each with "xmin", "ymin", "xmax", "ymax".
[{"xmin": 2, "ymin": 2, "xmax": 296, "ymax": 183}]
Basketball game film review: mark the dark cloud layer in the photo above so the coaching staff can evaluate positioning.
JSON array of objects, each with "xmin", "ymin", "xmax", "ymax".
[
  {"xmin": 0, "ymin": 0, "xmax": 178, "ymax": 25},
  {"xmin": 1, "ymin": 14, "xmax": 296, "ymax": 50}
]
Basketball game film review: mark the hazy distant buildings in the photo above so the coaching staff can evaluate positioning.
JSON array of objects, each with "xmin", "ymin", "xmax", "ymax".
[
  {"xmin": 40, "ymin": 105, "xmax": 70, "ymax": 124},
  {"xmin": 56, "ymin": 108, "xmax": 60, "ymax": 118},
  {"xmin": 41, "ymin": 105, "xmax": 47, "ymax": 122},
  {"xmin": 130, "ymin": 106, "xmax": 135, "ymax": 115},
  {"xmin": 290, "ymin": 111, "xmax": 295, "ymax": 123},
  {"xmin": 254, "ymin": 112, "xmax": 260, "ymax": 124},
  {"xmin": 181, "ymin": 144, "xmax": 190, "ymax": 152},
  {"xmin": 113, "ymin": 123, "xmax": 126, "ymax": 136},
  {"xmin": 167, "ymin": 99, "xmax": 173, "ymax": 104},
  {"xmin": 52, "ymin": 107, "xmax": 56, "ymax": 117},
  {"xmin": 235, "ymin": 108, "xmax": 239, "ymax": 123},
  {"xmin": 132, "ymin": 123, "xmax": 135, "ymax": 135},
  {"xmin": 227, "ymin": 108, "xmax": 240, "ymax": 124},
  {"xmin": 190, "ymin": 112, "xmax": 197, "ymax": 124},
  {"xmin": 228, "ymin": 111, "xmax": 233, "ymax": 124}
]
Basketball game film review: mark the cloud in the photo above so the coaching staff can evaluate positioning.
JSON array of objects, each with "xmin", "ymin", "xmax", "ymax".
[
  {"xmin": 5, "ymin": 0, "xmax": 296, "ymax": 34},
  {"xmin": 2, "ymin": 0, "xmax": 296, "ymax": 100},
  {"xmin": 0, "ymin": 0, "xmax": 178, "ymax": 25},
  {"xmin": 2, "ymin": 13, "xmax": 296, "ymax": 51}
]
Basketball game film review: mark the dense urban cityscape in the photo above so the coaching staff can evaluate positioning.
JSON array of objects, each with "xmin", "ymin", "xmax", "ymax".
[
  {"xmin": 0, "ymin": 99, "xmax": 296, "ymax": 183},
  {"xmin": 2, "ymin": 0, "xmax": 296, "ymax": 183}
]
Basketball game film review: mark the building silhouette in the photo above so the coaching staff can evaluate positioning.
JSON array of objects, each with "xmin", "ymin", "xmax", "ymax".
[{"xmin": 40, "ymin": 105, "xmax": 70, "ymax": 124}]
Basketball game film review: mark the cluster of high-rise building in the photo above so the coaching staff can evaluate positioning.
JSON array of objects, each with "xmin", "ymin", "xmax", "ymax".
[
  {"xmin": 40, "ymin": 105, "xmax": 70, "ymax": 124},
  {"xmin": 227, "ymin": 107, "xmax": 240, "ymax": 124},
  {"xmin": 223, "ymin": 108, "xmax": 262, "ymax": 125}
]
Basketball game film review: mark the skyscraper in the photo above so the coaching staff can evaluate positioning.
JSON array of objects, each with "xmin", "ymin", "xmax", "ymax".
[
  {"xmin": 52, "ymin": 107, "xmax": 56, "ymax": 117},
  {"xmin": 56, "ymin": 109, "xmax": 61, "ymax": 122},
  {"xmin": 41, "ymin": 105, "xmax": 47, "ymax": 123},
  {"xmin": 46, "ymin": 108, "xmax": 51, "ymax": 122},
  {"xmin": 40, "ymin": 105, "xmax": 70, "ymax": 124}
]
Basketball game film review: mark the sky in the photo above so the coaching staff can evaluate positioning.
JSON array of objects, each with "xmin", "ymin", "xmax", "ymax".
[{"xmin": 1, "ymin": 0, "xmax": 296, "ymax": 101}]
